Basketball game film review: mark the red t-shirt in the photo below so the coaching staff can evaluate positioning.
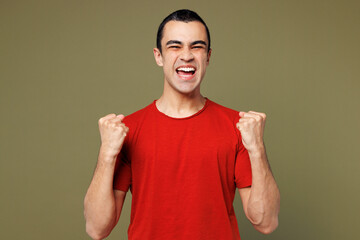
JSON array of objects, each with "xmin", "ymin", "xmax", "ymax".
[{"xmin": 114, "ymin": 99, "xmax": 252, "ymax": 240}]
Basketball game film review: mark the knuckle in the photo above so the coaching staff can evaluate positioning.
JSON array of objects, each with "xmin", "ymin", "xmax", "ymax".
[
  {"xmin": 108, "ymin": 114, "xmax": 116, "ymax": 120},
  {"xmin": 99, "ymin": 117, "xmax": 107, "ymax": 125}
]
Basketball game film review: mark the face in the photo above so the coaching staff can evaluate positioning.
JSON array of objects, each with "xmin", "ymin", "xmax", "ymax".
[{"xmin": 153, "ymin": 21, "xmax": 212, "ymax": 96}]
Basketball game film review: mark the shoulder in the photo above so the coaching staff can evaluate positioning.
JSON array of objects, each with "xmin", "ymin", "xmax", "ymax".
[
  {"xmin": 120, "ymin": 101, "xmax": 155, "ymax": 147},
  {"xmin": 207, "ymin": 99, "xmax": 239, "ymax": 121},
  {"xmin": 122, "ymin": 101, "xmax": 154, "ymax": 127},
  {"xmin": 206, "ymin": 99, "xmax": 242, "ymax": 147}
]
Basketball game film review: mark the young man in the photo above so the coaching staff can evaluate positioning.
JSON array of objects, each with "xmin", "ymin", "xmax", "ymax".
[{"xmin": 84, "ymin": 9, "xmax": 280, "ymax": 240}]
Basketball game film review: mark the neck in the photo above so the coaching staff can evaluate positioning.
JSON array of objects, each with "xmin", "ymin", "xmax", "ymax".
[{"xmin": 156, "ymin": 90, "xmax": 206, "ymax": 118}]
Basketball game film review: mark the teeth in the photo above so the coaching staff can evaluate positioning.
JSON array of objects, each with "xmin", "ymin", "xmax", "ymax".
[{"xmin": 177, "ymin": 67, "xmax": 195, "ymax": 72}]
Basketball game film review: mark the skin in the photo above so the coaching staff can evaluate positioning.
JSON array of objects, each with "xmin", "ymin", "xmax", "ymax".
[
  {"xmin": 237, "ymin": 111, "xmax": 280, "ymax": 233},
  {"xmin": 153, "ymin": 21, "xmax": 211, "ymax": 117},
  {"xmin": 84, "ymin": 20, "xmax": 280, "ymax": 239},
  {"xmin": 84, "ymin": 114, "xmax": 128, "ymax": 239}
]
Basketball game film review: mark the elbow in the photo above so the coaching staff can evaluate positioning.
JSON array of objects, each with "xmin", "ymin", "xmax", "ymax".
[
  {"xmin": 86, "ymin": 222, "xmax": 110, "ymax": 240},
  {"xmin": 254, "ymin": 217, "xmax": 279, "ymax": 235},
  {"xmin": 247, "ymin": 208, "xmax": 279, "ymax": 234},
  {"xmin": 84, "ymin": 209, "xmax": 112, "ymax": 240},
  {"xmin": 83, "ymin": 203, "xmax": 117, "ymax": 240},
  {"xmin": 86, "ymin": 225, "xmax": 101, "ymax": 240}
]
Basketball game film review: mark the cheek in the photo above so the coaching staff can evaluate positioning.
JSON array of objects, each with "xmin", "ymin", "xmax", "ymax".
[
  {"xmin": 199, "ymin": 58, "xmax": 209, "ymax": 69},
  {"xmin": 196, "ymin": 52, "xmax": 209, "ymax": 63},
  {"xmin": 163, "ymin": 54, "xmax": 177, "ymax": 67}
]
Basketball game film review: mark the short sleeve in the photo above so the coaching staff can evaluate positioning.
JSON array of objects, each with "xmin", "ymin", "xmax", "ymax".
[
  {"xmin": 113, "ymin": 148, "xmax": 132, "ymax": 192},
  {"xmin": 234, "ymin": 141, "xmax": 252, "ymax": 189}
]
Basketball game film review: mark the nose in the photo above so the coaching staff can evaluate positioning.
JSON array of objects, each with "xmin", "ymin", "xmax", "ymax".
[{"xmin": 180, "ymin": 47, "xmax": 194, "ymax": 62}]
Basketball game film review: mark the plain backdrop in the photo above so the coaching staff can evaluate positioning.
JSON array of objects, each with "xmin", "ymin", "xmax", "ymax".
[{"xmin": 1, "ymin": 0, "xmax": 359, "ymax": 239}]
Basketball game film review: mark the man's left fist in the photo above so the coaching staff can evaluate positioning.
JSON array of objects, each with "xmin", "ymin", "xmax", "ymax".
[{"xmin": 236, "ymin": 111, "xmax": 266, "ymax": 154}]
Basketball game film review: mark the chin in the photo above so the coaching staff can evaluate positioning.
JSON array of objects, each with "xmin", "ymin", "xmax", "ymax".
[
  {"xmin": 165, "ymin": 77, "xmax": 202, "ymax": 95},
  {"xmin": 175, "ymin": 86, "xmax": 201, "ymax": 95}
]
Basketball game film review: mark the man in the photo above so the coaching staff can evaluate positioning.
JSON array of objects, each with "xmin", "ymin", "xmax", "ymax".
[{"xmin": 84, "ymin": 9, "xmax": 280, "ymax": 240}]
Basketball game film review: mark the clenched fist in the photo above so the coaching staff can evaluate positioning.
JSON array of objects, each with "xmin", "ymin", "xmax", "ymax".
[
  {"xmin": 236, "ymin": 111, "xmax": 266, "ymax": 154},
  {"xmin": 98, "ymin": 113, "xmax": 129, "ymax": 158}
]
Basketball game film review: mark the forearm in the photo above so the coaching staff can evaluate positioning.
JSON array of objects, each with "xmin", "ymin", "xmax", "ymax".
[
  {"xmin": 84, "ymin": 148, "xmax": 118, "ymax": 239},
  {"xmin": 246, "ymin": 146, "xmax": 280, "ymax": 233}
]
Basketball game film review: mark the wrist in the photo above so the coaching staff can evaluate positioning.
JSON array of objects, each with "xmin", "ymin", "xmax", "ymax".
[
  {"xmin": 98, "ymin": 146, "xmax": 119, "ymax": 163},
  {"xmin": 247, "ymin": 144, "xmax": 266, "ymax": 158}
]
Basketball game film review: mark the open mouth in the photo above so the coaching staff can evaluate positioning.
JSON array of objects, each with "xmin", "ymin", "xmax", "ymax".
[{"xmin": 176, "ymin": 66, "xmax": 196, "ymax": 77}]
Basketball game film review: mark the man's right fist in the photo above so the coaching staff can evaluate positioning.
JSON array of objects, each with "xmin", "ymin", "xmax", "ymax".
[{"xmin": 98, "ymin": 113, "xmax": 129, "ymax": 157}]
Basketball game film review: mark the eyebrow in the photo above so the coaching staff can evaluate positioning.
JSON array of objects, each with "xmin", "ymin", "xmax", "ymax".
[
  {"xmin": 166, "ymin": 40, "xmax": 207, "ymax": 47},
  {"xmin": 166, "ymin": 40, "xmax": 182, "ymax": 46},
  {"xmin": 191, "ymin": 40, "xmax": 207, "ymax": 46}
]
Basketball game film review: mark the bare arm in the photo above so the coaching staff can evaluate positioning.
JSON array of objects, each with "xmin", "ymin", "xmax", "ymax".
[
  {"xmin": 84, "ymin": 114, "xmax": 129, "ymax": 240},
  {"xmin": 238, "ymin": 149, "xmax": 280, "ymax": 234},
  {"xmin": 236, "ymin": 111, "xmax": 280, "ymax": 234}
]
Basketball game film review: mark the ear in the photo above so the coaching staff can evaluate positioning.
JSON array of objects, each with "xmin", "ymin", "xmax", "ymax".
[
  {"xmin": 206, "ymin": 48, "xmax": 212, "ymax": 65},
  {"xmin": 153, "ymin": 48, "xmax": 163, "ymax": 67}
]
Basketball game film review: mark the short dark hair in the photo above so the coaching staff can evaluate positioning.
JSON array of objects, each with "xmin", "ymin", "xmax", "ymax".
[{"xmin": 156, "ymin": 9, "xmax": 211, "ymax": 53}]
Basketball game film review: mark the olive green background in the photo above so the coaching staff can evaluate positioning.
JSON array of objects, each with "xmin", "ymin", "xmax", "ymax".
[{"xmin": 1, "ymin": 0, "xmax": 359, "ymax": 239}]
